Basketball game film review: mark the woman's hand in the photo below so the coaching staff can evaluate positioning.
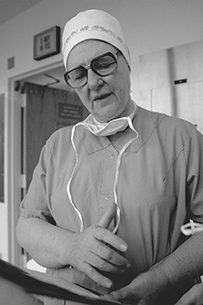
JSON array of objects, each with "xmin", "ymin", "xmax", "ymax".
[
  {"xmin": 174, "ymin": 283, "xmax": 203, "ymax": 305},
  {"xmin": 105, "ymin": 267, "xmax": 166, "ymax": 305},
  {"xmin": 65, "ymin": 203, "xmax": 131, "ymax": 289}
]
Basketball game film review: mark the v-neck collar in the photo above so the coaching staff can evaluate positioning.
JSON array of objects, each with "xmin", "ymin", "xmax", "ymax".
[{"xmin": 75, "ymin": 106, "xmax": 166, "ymax": 155}]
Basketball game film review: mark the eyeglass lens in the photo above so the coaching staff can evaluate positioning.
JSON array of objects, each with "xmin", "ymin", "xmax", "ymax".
[{"xmin": 64, "ymin": 52, "xmax": 118, "ymax": 88}]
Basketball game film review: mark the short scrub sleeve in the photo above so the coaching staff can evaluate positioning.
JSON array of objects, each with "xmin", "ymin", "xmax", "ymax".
[
  {"xmin": 20, "ymin": 139, "xmax": 55, "ymax": 225},
  {"xmin": 185, "ymin": 124, "xmax": 203, "ymax": 222}
]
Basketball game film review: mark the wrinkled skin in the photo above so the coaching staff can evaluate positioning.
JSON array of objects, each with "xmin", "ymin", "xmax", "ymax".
[
  {"xmin": 67, "ymin": 40, "xmax": 133, "ymax": 123},
  {"xmin": 65, "ymin": 203, "xmax": 131, "ymax": 289},
  {"xmin": 105, "ymin": 267, "xmax": 166, "ymax": 305},
  {"xmin": 174, "ymin": 283, "xmax": 203, "ymax": 305}
]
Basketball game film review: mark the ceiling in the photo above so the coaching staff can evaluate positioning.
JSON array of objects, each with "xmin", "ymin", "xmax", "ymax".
[
  {"xmin": 0, "ymin": 0, "xmax": 44, "ymax": 26},
  {"xmin": 1, "ymin": 0, "xmax": 68, "ymax": 91}
]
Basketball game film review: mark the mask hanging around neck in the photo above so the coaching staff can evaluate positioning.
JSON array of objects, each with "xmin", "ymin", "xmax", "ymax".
[{"xmin": 80, "ymin": 106, "xmax": 136, "ymax": 137}]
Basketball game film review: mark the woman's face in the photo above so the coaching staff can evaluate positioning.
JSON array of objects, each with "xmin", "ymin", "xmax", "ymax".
[{"xmin": 67, "ymin": 40, "xmax": 132, "ymax": 123}]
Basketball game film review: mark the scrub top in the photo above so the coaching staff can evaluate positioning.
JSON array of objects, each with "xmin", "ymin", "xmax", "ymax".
[{"xmin": 20, "ymin": 106, "xmax": 203, "ymax": 305}]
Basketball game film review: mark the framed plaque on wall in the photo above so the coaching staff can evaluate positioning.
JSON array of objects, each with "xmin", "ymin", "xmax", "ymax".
[{"xmin": 34, "ymin": 26, "xmax": 61, "ymax": 61}]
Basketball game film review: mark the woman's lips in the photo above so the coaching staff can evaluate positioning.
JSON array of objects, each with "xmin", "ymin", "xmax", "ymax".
[{"xmin": 94, "ymin": 93, "xmax": 111, "ymax": 101}]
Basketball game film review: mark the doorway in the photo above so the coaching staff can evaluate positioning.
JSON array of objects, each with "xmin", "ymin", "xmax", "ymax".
[
  {"xmin": 23, "ymin": 81, "xmax": 89, "ymax": 189},
  {"xmin": 0, "ymin": 94, "xmax": 4, "ymax": 203},
  {"xmin": 10, "ymin": 63, "xmax": 89, "ymax": 267},
  {"xmin": 18, "ymin": 64, "xmax": 89, "ymax": 192}
]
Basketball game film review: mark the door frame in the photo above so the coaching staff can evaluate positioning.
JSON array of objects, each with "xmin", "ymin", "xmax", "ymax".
[{"xmin": 7, "ymin": 60, "xmax": 64, "ymax": 266}]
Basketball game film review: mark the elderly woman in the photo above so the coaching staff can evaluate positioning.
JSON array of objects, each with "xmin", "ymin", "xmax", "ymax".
[{"xmin": 16, "ymin": 9, "xmax": 203, "ymax": 305}]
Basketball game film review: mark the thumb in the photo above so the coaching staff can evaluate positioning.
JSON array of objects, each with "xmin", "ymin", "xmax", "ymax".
[
  {"xmin": 98, "ymin": 202, "xmax": 117, "ymax": 229},
  {"xmin": 106, "ymin": 287, "xmax": 129, "ymax": 303}
]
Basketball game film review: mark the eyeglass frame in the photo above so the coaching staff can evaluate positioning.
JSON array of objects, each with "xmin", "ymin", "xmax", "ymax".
[{"xmin": 64, "ymin": 51, "xmax": 120, "ymax": 88}]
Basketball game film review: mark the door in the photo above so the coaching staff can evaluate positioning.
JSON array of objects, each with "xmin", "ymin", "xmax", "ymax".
[
  {"xmin": 139, "ymin": 39, "xmax": 203, "ymax": 133},
  {"xmin": 19, "ymin": 82, "xmax": 89, "ymax": 268},
  {"xmin": 151, "ymin": 81, "xmax": 203, "ymax": 132},
  {"xmin": 24, "ymin": 82, "xmax": 89, "ymax": 190},
  {"xmin": 0, "ymin": 94, "xmax": 4, "ymax": 203}
]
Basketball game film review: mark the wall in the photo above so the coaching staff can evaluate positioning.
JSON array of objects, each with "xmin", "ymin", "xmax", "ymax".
[
  {"xmin": 1, "ymin": 0, "xmax": 203, "ymax": 99},
  {"xmin": 1, "ymin": 0, "xmax": 203, "ymax": 261}
]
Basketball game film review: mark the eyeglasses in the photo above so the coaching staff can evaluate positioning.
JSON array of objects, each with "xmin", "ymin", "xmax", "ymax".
[{"xmin": 64, "ymin": 51, "xmax": 119, "ymax": 88}]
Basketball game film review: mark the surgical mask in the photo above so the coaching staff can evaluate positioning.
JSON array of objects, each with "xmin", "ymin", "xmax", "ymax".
[{"xmin": 80, "ymin": 104, "xmax": 137, "ymax": 137}]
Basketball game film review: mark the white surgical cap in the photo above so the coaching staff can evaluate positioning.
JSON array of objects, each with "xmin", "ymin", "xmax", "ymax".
[{"xmin": 62, "ymin": 9, "xmax": 131, "ymax": 70}]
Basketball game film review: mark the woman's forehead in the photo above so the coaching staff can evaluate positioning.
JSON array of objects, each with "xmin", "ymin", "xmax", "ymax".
[{"xmin": 67, "ymin": 40, "xmax": 116, "ymax": 68}]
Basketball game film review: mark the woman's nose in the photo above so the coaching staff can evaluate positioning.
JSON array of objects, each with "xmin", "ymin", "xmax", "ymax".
[{"xmin": 87, "ymin": 69, "xmax": 103, "ymax": 90}]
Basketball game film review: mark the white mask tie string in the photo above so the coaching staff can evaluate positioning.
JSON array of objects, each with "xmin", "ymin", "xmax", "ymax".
[
  {"xmin": 181, "ymin": 219, "xmax": 203, "ymax": 236},
  {"xmin": 66, "ymin": 103, "xmax": 139, "ymax": 233}
]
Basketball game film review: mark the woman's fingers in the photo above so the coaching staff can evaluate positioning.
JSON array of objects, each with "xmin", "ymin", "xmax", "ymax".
[{"xmin": 98, "ymin": 202, "xmax": 117, "ymax": 228}]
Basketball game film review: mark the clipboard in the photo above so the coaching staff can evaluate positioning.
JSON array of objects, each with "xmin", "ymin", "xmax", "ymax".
[{"xmin": 0, "ymin": 259, "xmax": 122, "ymax": 304}]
